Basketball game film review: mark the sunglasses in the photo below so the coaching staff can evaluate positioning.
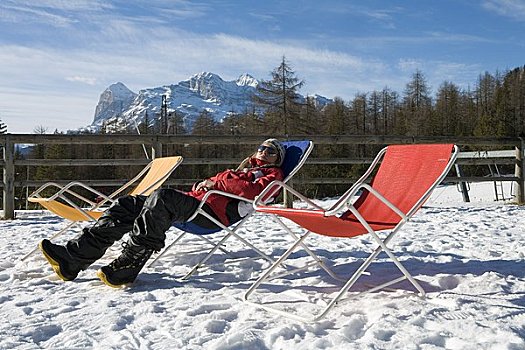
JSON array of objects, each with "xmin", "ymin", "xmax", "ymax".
[{"xmin": 257, "ymin": 145, "xmax": 278, "ymax": 156}]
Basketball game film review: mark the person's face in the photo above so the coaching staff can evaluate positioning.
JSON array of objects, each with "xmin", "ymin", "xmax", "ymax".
[{"xmin": 255, "ymin": 142, "xmax": 279, "ymax": 163}]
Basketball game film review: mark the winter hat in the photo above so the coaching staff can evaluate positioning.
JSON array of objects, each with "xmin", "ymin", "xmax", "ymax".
[{"xmin": 263, "ymin": 138, "xmax": 286, "ymax": 167}]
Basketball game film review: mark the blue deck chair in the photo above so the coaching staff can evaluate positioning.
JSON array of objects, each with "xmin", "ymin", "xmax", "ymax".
[{"xmin": 148, "ymin": 140, "xmax": 314, "ymax": 280}]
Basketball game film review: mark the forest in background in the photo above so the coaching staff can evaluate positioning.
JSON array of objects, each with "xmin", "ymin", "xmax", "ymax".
[{"xmin": 6, "ymin": 58, "xmax": 525, "ymax": 206}]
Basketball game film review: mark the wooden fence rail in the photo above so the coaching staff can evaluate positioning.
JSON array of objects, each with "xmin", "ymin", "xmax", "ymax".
[{"xmin": 2, "ymin": 134, "xmax": 524, "ymax": 219}]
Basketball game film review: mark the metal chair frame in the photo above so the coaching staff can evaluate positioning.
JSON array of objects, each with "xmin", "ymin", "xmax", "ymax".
[{"xmin": 244, "ymin": 144, "xmax": 459, "ymax": 322}]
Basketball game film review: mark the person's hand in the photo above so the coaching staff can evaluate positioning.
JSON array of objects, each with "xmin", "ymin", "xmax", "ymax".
[{"xmin": 195, "ymin": 179, "xmax": 215, "ymax": 191}]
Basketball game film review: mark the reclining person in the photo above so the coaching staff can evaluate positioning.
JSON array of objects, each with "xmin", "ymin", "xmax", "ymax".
[{"xmin": 39, "ymin": 138, "xmax": 286, "ymax": 287}]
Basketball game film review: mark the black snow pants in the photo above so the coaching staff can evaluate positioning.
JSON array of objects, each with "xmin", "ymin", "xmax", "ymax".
[{"xmin": 66, "ymin": 189, "xmax": 223, "ymax": 266}]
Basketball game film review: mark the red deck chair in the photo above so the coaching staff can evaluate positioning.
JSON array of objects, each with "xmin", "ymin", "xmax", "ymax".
[{"xmin": 244, "ymin": 144, "xmax": 459, "ymax": 322}]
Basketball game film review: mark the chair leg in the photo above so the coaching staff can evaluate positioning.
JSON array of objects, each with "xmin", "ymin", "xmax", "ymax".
[
  {"xmin": 368, "ymin": 230, "xmax": 426, "ymax": 296},
  {"xmin": 244, "ymin": 224, "xmax": 373, "ymax": 322},
  {"xmin": 244, "ymin": 223, "xmax": 426, "ymax": 322},
  {"xmin": 245, "ymin": 230, "xmax": 311, "ymax": 298},
  {"xmin": 349, "ymin": 207, "xmax": 426, "ymax": 296},
  {"xmin": 147, "ymin": 231, "xmax": 188, "ymax": 268},
  {"xmin": 148, "ymin": 229, "xmax": 238, "ymax": 268},
  {"xmin": 312, "ymin": 240, "xmax": 427, "ymax": 322},
  {"xmin": 272, "ymin": 216, "xmax": 345, "ymax": 281},
  {"xmin": 228, "ymin": 230, "xmax": 276, "ymax": 264},
  {"xmin": 180, "ymin": 214, "xmax": 276, "ymax": 280},
  {"xmin": 180, "ymin": 230, "xmax": 236, "ymax": 280},
  {"xmin": 244, "ymin": 231, "xmax": 314, "ymax": 321}
]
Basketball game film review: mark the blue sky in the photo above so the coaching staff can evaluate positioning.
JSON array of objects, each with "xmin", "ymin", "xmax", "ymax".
[{"xmin": 0, "ymin": 0, "xmax": 524, "ymax": 133}]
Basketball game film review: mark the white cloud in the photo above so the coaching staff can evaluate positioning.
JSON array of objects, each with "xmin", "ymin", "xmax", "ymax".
[
  {"xmin": 3, "ymin": 0, "xmax": 112, "ymax": 12},
  {"xmin": 396, "ymin": 58, "xmax": 482, "ymax": 92},
  {"xmin": 0, "ymin": 87, "xmax": 96, "ymax": 133},
  {"xmin": 0, "ymin": 4, "xmax": 76, "ymax": 27},
  {"xmin": 212, "ymin": 34, "xmax": 368, "ymax": 69},
  {"xmin": 482, "ymin": 0, "xmax": 525, "ymax": 21},
  {"xmin": 4, "ymin": 18, "xmax": 474, "ymax": 132},
  {"xmin": 0, "ymin": 0, "xmax": 114, "ymax": 28},
  {"xmin": 397, "ymin": 58, "xmax": 423, "ymax": 72},
  {"xmin": 66, "ymin": 76, "xmax": 98, "ymax": 85},
  {"xmin": 0, "ymin": 1, "xmax": 514, "ymax": 132},
  {"xmin": 0, "ymin": 27, "xmax": 397, "ymax": 132},
  {"xmin": 160, "ymin": 2, "xmax": 209, "ymax": 19}
]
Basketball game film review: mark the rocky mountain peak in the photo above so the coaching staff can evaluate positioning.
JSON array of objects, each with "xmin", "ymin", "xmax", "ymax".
[
  {"xmin": 93, "ymin": 82, "xmax": 136, "ymax": 124},
  {"xmin": 90, "ymin": 72, "xmax": 331, "ymax": 133}
]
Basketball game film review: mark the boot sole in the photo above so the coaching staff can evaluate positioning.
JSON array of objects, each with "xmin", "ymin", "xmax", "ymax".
[
  {"xmin": 96, "ymin": 270, "xmax": 129, "ymax": 288},
  {"xmin": 38, "ymin": 241, "xmax": 74, "ymax": 282}
]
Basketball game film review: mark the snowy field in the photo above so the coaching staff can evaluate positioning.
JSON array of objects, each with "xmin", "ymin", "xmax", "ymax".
[{"xmin": 2, "ymin": 181, "xmax": 525, "ymax": 349}]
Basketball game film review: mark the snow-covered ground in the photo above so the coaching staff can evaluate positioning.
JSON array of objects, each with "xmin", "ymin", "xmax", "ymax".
[{"xmin": 2, "ymin": 181, "xmax": 525, "ymax": 349}]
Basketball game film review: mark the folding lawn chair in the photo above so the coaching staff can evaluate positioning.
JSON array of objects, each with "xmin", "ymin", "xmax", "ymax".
[
  {"xmin": 148, "ymin": 140, "xmax": 314, "ymax": 280},
  {"xmin": 22, "ymin": 156, "xmax": 183, "ymax": 261},
  {"xmin": 244, "ymin": 143, "xmax": 459, "ymax": 322}
]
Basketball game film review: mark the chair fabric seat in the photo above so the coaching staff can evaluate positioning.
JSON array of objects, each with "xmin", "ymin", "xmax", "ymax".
[
  {"xmin": 172, "ymin": 140, "xmax": 312, "ymax": 234},
  {"xmin": 130, "ymin": 156, "xmax": 184, "ymax": 196},
  {"xmin": 256, "ymin": 207, "xmax": 397, "ymax": 238},
  {"xmin": 29, "ymin": 156, "xmax": 183, "ymax": 221},
  {"xmin": 256, "ymin": 144, "xmax": 455, "ymax": 238},
  {"xmin": 28, "ymin": 197, "xmax": 105, "ymax": 221},
  {"xmin": 172, "ymin": 221, "xmax": 222, "ymax": 235}
]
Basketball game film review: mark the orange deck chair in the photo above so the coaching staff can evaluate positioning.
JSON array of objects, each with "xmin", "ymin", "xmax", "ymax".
[
  {"xmin": 244, "ymin": 144, "xmax": 458, "ymax": 322},
  {"xmin": 22, "ymin": 156, "xmax": 183, "ymax": 261}
]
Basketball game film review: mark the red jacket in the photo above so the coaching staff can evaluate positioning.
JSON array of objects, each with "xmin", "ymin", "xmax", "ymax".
[{"xmin": 186, "ymin": 162, "xmax": 284, "ymax": 225}]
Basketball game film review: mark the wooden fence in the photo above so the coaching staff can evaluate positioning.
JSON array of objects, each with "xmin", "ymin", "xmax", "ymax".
[{"xmin": 1, "ymin": 134, "xmax": 524, "ymax": 219}]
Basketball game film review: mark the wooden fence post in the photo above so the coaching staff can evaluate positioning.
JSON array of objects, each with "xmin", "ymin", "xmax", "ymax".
[
  {"xmin": 454, "ymin": 164, "xmax": 470, "ymax": 203},
  {"xmin": 2, "ymin": 135, "xmax": 15, "ymax": 219},
  {"xmin": 152, "ymin": 141, "xmax": 162, "ymax": 159},
  {"xmin": 515, "ymin": 138, "xmax": 525, "ymax": 204}
]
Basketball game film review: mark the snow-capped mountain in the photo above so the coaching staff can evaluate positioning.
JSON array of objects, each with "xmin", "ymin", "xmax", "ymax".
[
  {"xmin": 93, "ymin": 82, "xmax": 137, "ymax": 125},
  {"xmin": 89, "ymin": 72, "xmax": 331, "ymax": 132}
]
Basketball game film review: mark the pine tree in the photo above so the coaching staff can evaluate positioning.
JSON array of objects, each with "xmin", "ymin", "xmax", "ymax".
[
  {"xmin": 402, "ymin": 70, "xmax": 432, "ymax": 135},
  {"xmin": 239, "ymin": 111, "xmax": 265, "ymax": 135},
  {"xmin": 473, "ymin": 72, "xmax": 499, "ymax": 137},
  {"xmin": 254, "ymin": 56, "xmax": 304, "ymax": 134},
  {"xmin": 167, "ymin": 111, "xmax": 186, "ymax": 135},
  {"xmin": 458, "ymin": 87, "xmax": 478, "ymax": 136},
  {"xmin": 299, "ymin": 95, "xmax": 322, "ymax": 135},
  {"xmin": 191, "ymin": 110, "xmax": 219, "ymax": 177},
  {"xmin": 350, "ymin": 93, "xmax": 367, "ymax": 134},
  {"xmin": 380, "ymin": 87, "xmax": 399, "ymax": 135},
  {"xmin": 435, "ymin": 81, "xmax": 461, "ymax": 136},
  {"xmin": 497, "ymin": 67, "xmax": 525, "ymax": 135},
  {"xmin": 31, "ymin": 126, "xmax": 50, "ymax": 184},
  {"xmin": 221, "ymin": 112, "xmax": 242, "ymax": 135},
  {"xmin": 324, "ymin": 97, "xmax": 347, "ymax": 135},
  {"xmin": 192, "ymin": 110, "xmax": 217, "ymax": 135},
  {"xmin": 368, "ymin": 91, "xmax": 381, "ymax": 134},
  {"xmin": 476, "ymin": 72, "xmax": 498, "ymax": 117},
  {"xmin": 139, "ymin": 112, "xmax": 152, "ymax": 134}
]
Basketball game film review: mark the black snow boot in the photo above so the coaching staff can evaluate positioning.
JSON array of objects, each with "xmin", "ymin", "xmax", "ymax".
[
  {"xmin": 97, "ymin": 240, "xmax": 153, "ymax": 288},
  {"xmin": 39, "ymin": 239, "xmax": 87, "ymax": 281}
]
